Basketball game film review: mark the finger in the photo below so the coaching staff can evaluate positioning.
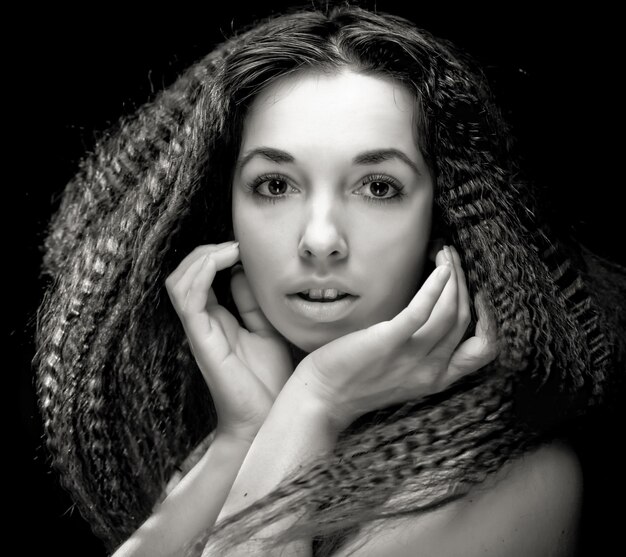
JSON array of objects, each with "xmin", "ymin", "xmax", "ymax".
[
  {"xmin": 167, "ymin": 241, "xmax": 237, "ymax": 286},
  {"xmin": 410, "ymin": 250, "xmax": 459, "ymax": 351},
  {"xmin": 181, "ymin": 254, "xmax": 240, "ymax": 370},
  {"xmin": 446, "ymin": 333, "xmax": 498, "ymax": 385},
  {"xmin": 474, "ymin": 290, "xmax": 497, "ymax": 343},
  {"xmin": 183, "ymin": 244, "xmax": 240, "ymax": 314},
  {"xmin": 167, "ymin": 254, "xmax": 212, "ymax": 312},
  {"xmin": 378, "ymin": 262, "xmax": 451, "ymax": 344},
  {"xmin": 431, "ymin": 245, "xmax": 471, "ymax": 352},
  {"xmin": 168, "ymin": 243, "xmax": 240, "ymax": 312},
  {"xmin": 445, "ymin": 290, "xmax": 499, "ymax": 384},
  {"xmin": 231, "ymin": 268, "xmax": 278, "ymax": 337},
  {"xmin": 434, "ymin": 247, "xmax": 446, "ymax": 267},
  {"xmin": 449, "ymin": 246, "xmax": 470, "ymax": 328}
]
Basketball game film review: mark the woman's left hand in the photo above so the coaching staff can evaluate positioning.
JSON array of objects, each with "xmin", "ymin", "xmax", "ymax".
[{"xmin": 293, "ymin": 246, "xmax": 498, "ymax": 431}]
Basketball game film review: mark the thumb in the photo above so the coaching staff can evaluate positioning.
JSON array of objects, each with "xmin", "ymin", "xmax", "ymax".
[
  {"xmin": 447, "ymin": 291, "xmax": 498, "ymax": 383},
  {"xmin": 231, "ymin": 266, "xmax": 279, "ymax": 338}
]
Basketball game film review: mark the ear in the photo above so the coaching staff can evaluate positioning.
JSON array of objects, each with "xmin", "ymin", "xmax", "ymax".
[{"xmin": 427, "ymin": 236, "xmax": 445, "ymax": 262}]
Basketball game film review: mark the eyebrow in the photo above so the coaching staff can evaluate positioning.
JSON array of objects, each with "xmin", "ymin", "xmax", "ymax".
[
  {"xmin": 236, "ymin": 147, "xmax": 422, "ymax": 175},
  {"xmin": 353, "ymin": 149, "xmax": 422, "ymax": 176},
  {"xmin": 236, "ymin": 147, "xmax": 295, "ymax": 171}
]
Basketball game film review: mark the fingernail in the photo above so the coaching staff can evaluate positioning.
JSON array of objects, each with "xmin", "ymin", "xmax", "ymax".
[
  {"xmin": 213, "ymin": 240, "xmax": 235, "ymax": 249},
  {"xmin": 219, "ymin": 241, "xmax": 239, "ymax": 251},
  {"xmin": 443, "ymin": 245, "xmax": 452, "ymax": 263}
]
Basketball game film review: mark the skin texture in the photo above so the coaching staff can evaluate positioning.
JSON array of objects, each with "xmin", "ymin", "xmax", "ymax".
[
  {"xmin": 121, "ymin": 69, "xmax": 579, "ymax": 557},
  {"xmin": 332, "ymin": 439, "xmax": 582, "ymax": 557},
  {"xmin": 232, "ymin": 69, "xmax": 434, "ymax": 353}
]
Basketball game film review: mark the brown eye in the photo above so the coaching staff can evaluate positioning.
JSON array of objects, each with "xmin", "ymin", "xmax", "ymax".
[
  {"xmin": 354, "ymin": 175, "xmax": 406, "ymax": 204},
  {"xmin": 266, "ymin": 179, "xmax": 289, "ymax": 196},
  {"xmin": 248, "ymin": 174, "xmax": 298, "ymax": 202},
  {"xmin": 369, "ymin": 181, "xmax": 390, "ymax": 197}
]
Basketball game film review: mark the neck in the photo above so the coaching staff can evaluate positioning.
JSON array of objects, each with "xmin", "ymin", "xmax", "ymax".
[{"xmin": 288, "ymin": 343, "xmax": 309, "ymax": 369}]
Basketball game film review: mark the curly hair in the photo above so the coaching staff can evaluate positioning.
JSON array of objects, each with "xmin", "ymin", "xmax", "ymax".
[{"xmin": 34, "ymin": 4, "xmax": 625, "ymax": 556}]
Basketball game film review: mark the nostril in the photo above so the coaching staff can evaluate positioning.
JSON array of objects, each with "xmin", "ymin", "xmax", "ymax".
[{"xmin": 298, "ymin": 235, "xmax": 348, "ymax": 259}]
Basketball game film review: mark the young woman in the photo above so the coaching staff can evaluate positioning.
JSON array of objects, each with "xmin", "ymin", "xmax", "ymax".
[{"xmin": 35, "ymin": 4, "xmax": 625, "ymax": 556}]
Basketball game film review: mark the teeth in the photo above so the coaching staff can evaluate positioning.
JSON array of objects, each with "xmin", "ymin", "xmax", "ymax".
[{"xmin": 301, "ymin": 288, "xmax": 345, "ymax": 300}]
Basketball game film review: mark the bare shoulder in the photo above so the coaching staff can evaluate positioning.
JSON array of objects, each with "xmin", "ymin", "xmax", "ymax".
[{"xmin": 333, "ymin": 439, "xmax": 583, "ymax": 557}]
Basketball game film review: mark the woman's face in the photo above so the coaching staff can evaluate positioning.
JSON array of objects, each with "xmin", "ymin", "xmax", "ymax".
[{"xmin": 232, "ymin": 69, "xmax": 434, "ymax": 352}]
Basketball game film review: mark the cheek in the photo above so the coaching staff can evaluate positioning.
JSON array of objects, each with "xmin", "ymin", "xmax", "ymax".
[
  {"xmin": 360, "ymin": 208, "xmax": 432, "ymax": 313},
  {"xmin": 232, "ymin": 200, "xmax": 290, "ymax": 295}
]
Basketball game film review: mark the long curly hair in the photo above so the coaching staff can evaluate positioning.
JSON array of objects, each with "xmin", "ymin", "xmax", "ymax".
[{"xmin": 35, "ymin": 4, "xmax": 625, "ymax": 555}]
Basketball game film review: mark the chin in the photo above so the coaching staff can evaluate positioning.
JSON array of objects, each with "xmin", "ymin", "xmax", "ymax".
[
  {"xmin": 281, "ymin": 327, "xmax": 347, "ymax": 354},
  {"xmin": 285, "ymin": 336, "xmax": 328, "ymax": 354}
]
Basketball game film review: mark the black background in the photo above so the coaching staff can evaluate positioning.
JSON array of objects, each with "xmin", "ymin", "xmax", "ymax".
[{"xmin": 15, "ymin": 2, "xmax": 623, "ymax": 555}]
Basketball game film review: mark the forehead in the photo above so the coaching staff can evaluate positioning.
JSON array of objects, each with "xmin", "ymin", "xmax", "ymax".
[{"xmin": 241, "ymin": 69, "xmax": 419, "ymax": 153}]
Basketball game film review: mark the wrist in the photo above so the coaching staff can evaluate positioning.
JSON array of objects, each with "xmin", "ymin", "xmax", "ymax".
[
  {"xmin": 214, "ymin": 425, "xmax": 259, "ymax": 447},
  {"xmin": 218, "ymin": 375, "xmax": 341, "ymax": 522},
  {"xmin": 290, "ymin": 363, "xmax": 353, "ymax": 434}
]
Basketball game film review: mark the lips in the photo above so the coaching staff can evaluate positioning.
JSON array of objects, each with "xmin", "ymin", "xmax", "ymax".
[
  {"xmin": 285, "ymin": 292, "xmax": 358, "ymax": 322},
  {"xmin": 284, "ymin": 278, "xmax": 359, "ymax": 322},
  {"xmin": 290, "ymin": 279, "xmax": 357, "ymax": 296},
  {"xmin": 298, "ymin": 288, "xmax": 350, "ymax": 302}
]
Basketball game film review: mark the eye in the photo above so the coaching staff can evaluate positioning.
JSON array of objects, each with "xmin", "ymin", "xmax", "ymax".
[
  {"xmin": 259, "ymin": 178, "xmax": 289, "ymax": 196},
  {"xmin": 366, "ymin": 181, "xmax": 393, "ymax": 198},
  {"xmin": 246, "ymin": 173, "xmax": 298, "ymax": 201},
  {"xmin": 354, "ymin": 175, "xmax": 405, "ymax": 203}
]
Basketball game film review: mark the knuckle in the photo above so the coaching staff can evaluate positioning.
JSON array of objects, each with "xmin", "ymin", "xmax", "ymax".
[
  {"xmin": 170, "ymin": 282, "xmax": 187, "ymax": 303},
  {"xmin": 203, "ymin": 253, "xmax": 216, "ymax": 270},
  {"xmin": 459, "ymin": 307, "xmax": 471, "ymax": 328},
  {"xmin": 473, "ymin": 337, "xmax": 498, "ymax": 365},
  {"xmin": 164, "ymin": 274, "xmax": 176, "ymax": 292},
  {"xmin": 485, "ymin": 339, "xmax": 500, "ymax": 361},
  {"xmin": 192, "ymin": 244, "xmax": 210, "ymax": 256}
]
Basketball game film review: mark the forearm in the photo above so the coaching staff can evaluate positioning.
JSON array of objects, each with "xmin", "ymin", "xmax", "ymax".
[
  {"xmin": 214, "ymin": 374, "xmax": 340, "ymax": 556},
  {"xmin": 112, "ymin": 432, "xmax": 252, "ymax": 557}
]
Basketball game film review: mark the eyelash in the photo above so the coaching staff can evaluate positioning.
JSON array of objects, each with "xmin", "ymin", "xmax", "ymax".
[
  {"xmin": 358, "ymin": 174, "xmax": 406, "ymax": 204},
  {"xmin": 245, "ymin": 173, "xmax": 406, "ymax": 205},
  {"xmin": 245, "ymin": 173, "xmax": 295, "ymax": 205}
]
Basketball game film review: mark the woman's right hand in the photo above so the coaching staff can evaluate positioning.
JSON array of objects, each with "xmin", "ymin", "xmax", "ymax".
[{"xmin": 165, "ymin": 241, "xmax": 293, "ymax": 443}]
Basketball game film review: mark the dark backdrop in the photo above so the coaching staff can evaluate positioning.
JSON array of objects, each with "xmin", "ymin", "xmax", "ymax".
[{"xmin": 16, "ymin": 2, "xmax": 623, "ymax": 555}]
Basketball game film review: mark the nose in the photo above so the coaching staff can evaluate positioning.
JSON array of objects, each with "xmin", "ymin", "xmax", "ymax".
[{"xmin": 298, "ymin": 196, "xmax": 348, "ymax": 264}]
